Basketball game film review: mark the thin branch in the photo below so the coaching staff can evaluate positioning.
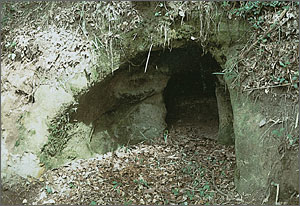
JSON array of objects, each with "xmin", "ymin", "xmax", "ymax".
[
  {"xmin": 243, "ymin": 83, "xmax": 291, "ymax": 92},
  {"xmin": 144, "ymin": 43, "xmax": 153, "ymax": 73}
]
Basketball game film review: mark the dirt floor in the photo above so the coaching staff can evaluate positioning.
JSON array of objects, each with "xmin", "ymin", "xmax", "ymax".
[
  {"xmin": 3, "ymin": 121, "xmax": 298, "ymax": 205},
  {"xmin": 165, "ymin": 95, "xmax": 219, "ymax": 139},
  {"xmin": 1, "ymin": 95, "xmax": 242, "ymax": 205},
  {"xmin": 1, "ymin": 119, "xmax": 249, "ymax": 205}
]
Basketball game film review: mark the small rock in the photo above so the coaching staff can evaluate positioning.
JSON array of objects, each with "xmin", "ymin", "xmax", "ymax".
[
  {"xmin": 259, "ymin": 118, "xmax": 267, "ymax": 127},
  {"xmin": 43, "ymin": 199, "xmax": 55, "ymax": 204},
  {"xmin": 22, "ymin": 199, "xmax": 28, "ymax": 204}
]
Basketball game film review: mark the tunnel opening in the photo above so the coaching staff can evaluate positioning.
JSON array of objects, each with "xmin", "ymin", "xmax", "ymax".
[
  {"xmin": 161, "ymin": 45, "xmax": 222, "ymax": 140},
  {"xmin": 163, "ymin": 71, "xmax": 219, "ymax": 139},
  {"xmin": 72, "ymin": 43, "xmax": 234, "ymax": 156}
]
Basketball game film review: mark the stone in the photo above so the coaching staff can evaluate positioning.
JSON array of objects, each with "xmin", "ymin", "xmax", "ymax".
[
  {"xmin": 259, "ymin": 118, "xmax": 267, "ymax": 127},
  {"xmin": 215, "ymin": 75, "xmax": 234, "ymax": 145}
]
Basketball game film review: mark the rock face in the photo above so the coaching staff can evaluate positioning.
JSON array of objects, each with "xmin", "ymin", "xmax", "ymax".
[
  {"xmin": 91, "ymin": 94, "xmax": 167, "ymax": 153},
  {"xmin": 74, "ymin": 68, "xmax": 169, "ymax": 154},
  {"xmin": 215, "ymin": 75, "xmax": 234, "ymax": 145},
  {"xmin": 225, "ymin": 73, "xmax": 299, "ymax": 201}
]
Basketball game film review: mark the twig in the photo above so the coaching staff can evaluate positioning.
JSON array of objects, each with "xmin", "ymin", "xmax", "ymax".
[
  {"xmin": 211, "ymin": 170, "xmax": 229, "ymax": 198},
  {"xmin": 110, "ymin": 38, "xmax": 114, "ymax": 74},
  {"xmin": 144, "ymin": 43, "xmax": 153, "ymax": 73},
  {"xmin": 89, "ymin": 126, "xmax": 95, "ymax": 142},
  {"xmin": 275, "ymin": 183, "xmax": 280, "ymax": 205},
  {"xmin": 259, "ymin": 119, "xmax": 281, "ymax": 143},
  {"xmin": 243, "ymin": 83, "xmax": 291, "ymax": 92},
  {"xmin": 241, "ymin": 8, "xmax": 288, "ymax": 58},
  {"xmin": 139, "ymin": 131, "xmax": 154, "ymax": 143},
  {"xmin": 295, "ymin": 112, "xmax": 298, "ymax": 129}
]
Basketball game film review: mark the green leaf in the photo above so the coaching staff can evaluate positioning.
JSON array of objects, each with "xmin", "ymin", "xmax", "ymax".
[
  {"xmin": 46, "ymin": 185, "xmax": 52, "ymax": 194},
  {"xmin": 203, "ymin": 184, "xmax": 210, "ymax": 190},
  {"xmin": 279, "ymin": 61, "xmax": 286, "ymax": 67},
  {"xmin": 293, "ymin": 83, "xmax": 298, "ymax": 89},
  {"xmin": 292, "ymin": 76, "xmax": 298, "ymax": 81},
  {"xmin": 279, "ymin": 78, "xmax": 285, "ymax": 83},
  {"xmin": 154, "ymin": 12, "xmax": 161, "ymax": 17},
  {"xmin": 90, "ymin": 201, "xmax": 97, "ymax": 206},
  {"xmin": 272, "ymin": 130, "xmax": 280, "ymax": 136},
  {"xmin": 172, "ymin": 188, "xmax": 179, "ymax": 196}
]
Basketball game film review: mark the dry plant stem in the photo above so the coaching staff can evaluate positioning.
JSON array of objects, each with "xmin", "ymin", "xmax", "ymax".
[
  {"xmin": 211, "ymin": 170, "xmax": 229, "ymax": 199},
  {"xmin": 259, "ymin": 119, "xmax": 281, "ymax": 143},
  {"xmin": 295, "ymin": 112, "xmax": 298, "ymax": 129},
  {"xmin": 241, "ymin": 8, "xmax": 288, "ymax": 58},
  {"xmin": 243, "ymin": 83, "xmax": 291, "ymax": 92},
  {"xmin": 144, "ymin": 43, "xmax": 153, "ymax": 73},
  {"xmin": 89, "ymin": 126, "xmax": 95, "ymax": 142},
  {"xmin": 110, "ymin": 39, "xmax": 114, "ymax": 74},
  {"xmin": 275, "ymin": 183, "xmax": 280, "ymax": 205}
]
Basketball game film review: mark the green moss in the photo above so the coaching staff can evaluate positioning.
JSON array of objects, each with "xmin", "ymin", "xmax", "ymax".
[
  {"xmin": 224, "ymin": 71, "xmax": 238, "ymax": 83},
  {"xmin": 39, "ymin": 103, "xmax": 75, "ymax": 169},
  {"xmin": 14, "ymin": 114, "xmax": 28, "ymax": 148}
]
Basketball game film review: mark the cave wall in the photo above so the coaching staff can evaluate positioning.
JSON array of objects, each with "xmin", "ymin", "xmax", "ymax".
[
  {"xmin": 215, "ymin": 75, "xmax": 234, "ymax": 145},
  {"xmin": 224, "ymin": 72, "xmax": 299, "ymax": 202},
  {"xmin": 73, "ymin": 67, "xmax": 169, "ymax": 154}
]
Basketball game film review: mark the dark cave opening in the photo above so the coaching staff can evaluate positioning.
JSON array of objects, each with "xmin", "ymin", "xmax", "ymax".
[
  {"xmin": 161, "ymin": 45, "xmax": 222, "ymax": 139},
  {"xmin": 164, "ymin": 71, "xmax": 219, "ymax": 126}
]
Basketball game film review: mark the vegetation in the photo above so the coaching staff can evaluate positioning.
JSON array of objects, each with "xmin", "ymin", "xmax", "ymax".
[{"xmin": 39, "ymin": 103, "xmax": 75, "ymax": 168}]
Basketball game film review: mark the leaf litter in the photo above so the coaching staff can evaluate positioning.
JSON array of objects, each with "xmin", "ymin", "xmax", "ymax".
[{"xmin": 24, "ymin": 125, "xmax": 254, "ymax": 205}]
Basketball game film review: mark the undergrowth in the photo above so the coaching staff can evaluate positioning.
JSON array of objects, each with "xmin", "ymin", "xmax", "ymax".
[{"xmin": 40, "ymin": 103, "xmax": 75, "ymax": 169}]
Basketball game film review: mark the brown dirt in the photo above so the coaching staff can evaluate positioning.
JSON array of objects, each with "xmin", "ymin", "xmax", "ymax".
[
  {"xmin": 1, "ymin": 175, "xmax": 43, "ymax": 205},
  {"xmin": 1, "ymin": 123, "xmax": 249, "ymax": 205}
]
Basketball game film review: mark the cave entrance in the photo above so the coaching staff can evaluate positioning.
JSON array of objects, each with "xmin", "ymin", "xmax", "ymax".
[
  {"xmin": 161, "ymin": 46, "xmax": 223, "ymax": 140},
  {"xmin": 73, "ymin": 44, "xmax": 234, "ymax": 154},
  {"xmin": 163, "ymin": 71, "xmax": 219, "ymax": 139}
]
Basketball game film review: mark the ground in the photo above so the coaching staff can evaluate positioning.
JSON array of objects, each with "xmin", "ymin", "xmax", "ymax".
[
  {"xmin": 3, "ymin": 122, "xmax": 298, "ymax": 205},
  {"xmin": 1, "ymin": 123, "xmax": 248, "ymax": 205}
]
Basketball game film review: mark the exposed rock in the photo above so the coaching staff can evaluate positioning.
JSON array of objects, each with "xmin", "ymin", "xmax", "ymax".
[
  {"xmin": 225, "ymin": 73, "xmax": 299, "ymax": 201},
  {"xmin": 18, "ymin": 85, "xmax": 74, "ymax": 154},
  {"xmin": 215, "ymin": 75, "xmax": 234, "ymax": 145}
]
